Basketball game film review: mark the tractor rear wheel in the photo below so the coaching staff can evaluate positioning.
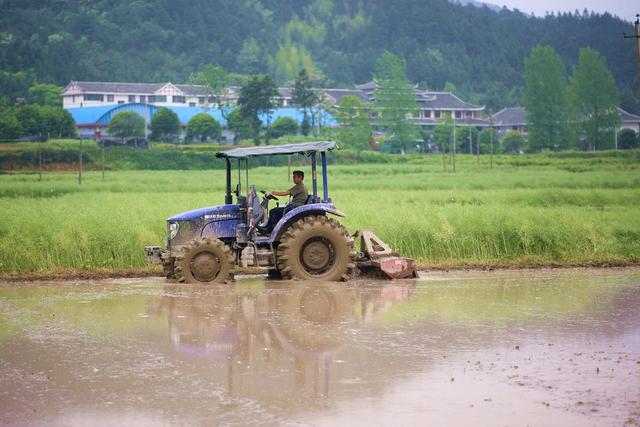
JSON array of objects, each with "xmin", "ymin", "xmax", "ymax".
[
  {"xmin": 162, "ymin": 257, "xmax": 175, "ymax": 279},
  {"xmin": 174, "ymin": 237, "xmax": 234, "ymax": 284},
  {"xmin": 277, "ymin": 215, "xmax": 354, "ymax": 281}
]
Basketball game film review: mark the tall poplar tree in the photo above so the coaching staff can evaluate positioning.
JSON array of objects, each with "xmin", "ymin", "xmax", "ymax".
[
  {"xmin": 570, "ymin": 48, "xmax": 620, "ymax": 151},
  {"xmin": 373, "ymin": 51, "xmax": 418, "ymax": 153},
  {"xmin": 523, "ymin": 46, "xmax": 573, "ymax": 151},
  {"xmin": 335, "ymin": 95, "xmax": 371, "ymax": 153},
  {"xmin": 238, "ymin": 75, "xmax": 279, "ymax": 145},
  {"xmin": 292, "ymin": 69, "xmax": 317, "ymax": 135}
]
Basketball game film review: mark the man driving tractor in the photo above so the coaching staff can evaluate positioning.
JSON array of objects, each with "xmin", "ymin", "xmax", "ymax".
[{"xmin": 257, "ymin": 170, "xmax": 308, "ymax": 234}]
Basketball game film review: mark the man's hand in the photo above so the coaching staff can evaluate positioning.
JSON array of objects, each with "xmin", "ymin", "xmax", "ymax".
[{"xmin": 265, "ymin": 190, "xmax": 272, "ymax": 197}]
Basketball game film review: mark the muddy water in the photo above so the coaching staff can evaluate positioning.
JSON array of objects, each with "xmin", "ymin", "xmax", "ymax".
[{"xmin": 0, "ymin": 269, "xmax": 639, "ymax": 426}]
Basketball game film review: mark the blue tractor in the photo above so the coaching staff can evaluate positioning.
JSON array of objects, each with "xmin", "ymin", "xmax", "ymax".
[{"xmin": 145, "ymin": 141, "xmax": 357, "ymax": 283}]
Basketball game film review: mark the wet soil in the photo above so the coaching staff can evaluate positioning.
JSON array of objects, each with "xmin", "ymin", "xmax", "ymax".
[{"xmin": 0, "ymin": 268, "xmax": 639, "ymax": 426}]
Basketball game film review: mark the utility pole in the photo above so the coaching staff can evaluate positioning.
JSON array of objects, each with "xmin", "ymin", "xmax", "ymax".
[
  {"xmin": 476, "ymin": 126, "xmax": 480, "ymax": 167},
  {"xmin": 489, "ymin": 112, "xmax": 494, "ymax": 170},
  {"xmin": 452, "ymin": 117, "xmax": 456, "ymax": 173},
  {"xmin": 38, "ymin": 136, "xmax": 44, "ymax": 181},
  {"xmin": 624, "ymin": 14, "xmax": 640, "ymax": 97},
  {"xmin": 78, "ymin": 137, "xmax": 83, "ymax": 185}
]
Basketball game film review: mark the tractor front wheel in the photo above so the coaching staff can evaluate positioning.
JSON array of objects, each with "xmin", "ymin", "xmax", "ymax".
[
  {"xmin": 277, "ymin": 216, "xmax": 354, "ymax": 281},
  {"xmin": 174, "ymin": 237, "xmax": 234, "ymax": 284}
]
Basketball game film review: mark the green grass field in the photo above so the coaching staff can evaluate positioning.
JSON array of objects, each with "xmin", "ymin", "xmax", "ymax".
[{"xmin": 1, "ymin": 149, "xmax": 639, "ymax": 275}]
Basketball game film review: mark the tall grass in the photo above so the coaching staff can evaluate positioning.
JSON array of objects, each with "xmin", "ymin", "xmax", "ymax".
[{"xmin": 1, "ymin": 152, "xmax": 639, "ymax": 274}]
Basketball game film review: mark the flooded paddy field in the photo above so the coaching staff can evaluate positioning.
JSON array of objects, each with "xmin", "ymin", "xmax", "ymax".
[{"xmin": 0, "ymin": 268, "xmax": 639, "ymax": 426}]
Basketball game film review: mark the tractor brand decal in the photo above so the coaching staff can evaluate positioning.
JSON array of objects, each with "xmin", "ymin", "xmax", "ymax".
[{"xmin": 204, "ymin": 213, "xmax": 240, "ymax": 221}]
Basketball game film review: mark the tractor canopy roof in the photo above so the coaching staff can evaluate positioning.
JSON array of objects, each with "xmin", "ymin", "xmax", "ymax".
[{"xmin": 216, "ymin": 141, "xmax": 337, "ymax": 159}]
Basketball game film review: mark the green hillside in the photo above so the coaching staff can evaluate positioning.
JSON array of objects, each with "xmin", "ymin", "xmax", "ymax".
[{"xmin": 0, "ymin": 0, "xmax": 637, "ymax": 110}]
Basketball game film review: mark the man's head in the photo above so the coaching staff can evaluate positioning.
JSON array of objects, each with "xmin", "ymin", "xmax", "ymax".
[{"xmin": 293, "ymin": 170, "xmax": 304, "ymax": 184}]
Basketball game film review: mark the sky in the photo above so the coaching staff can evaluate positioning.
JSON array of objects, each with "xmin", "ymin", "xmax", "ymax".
[{"xmin": 493, "ymin": 0, "xmax": 638, "ymax": 21}]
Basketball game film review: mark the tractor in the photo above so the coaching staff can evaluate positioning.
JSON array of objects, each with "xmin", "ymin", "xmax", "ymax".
[{"xmin": 144, "ymin": 141, "xmax": 416, "ymax": 283}]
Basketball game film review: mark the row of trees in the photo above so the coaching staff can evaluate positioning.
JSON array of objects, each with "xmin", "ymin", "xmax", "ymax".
[
  {"xmin": 0, "ymin": 104, "xmax": 76, "ymax": 140},
  {"xmin": 333, "ymin": 46, "xmax": 631, "ymax": 154},
  {"xmin": 523, "ymin": 46, "xmax": 620, "ymax": 151}
]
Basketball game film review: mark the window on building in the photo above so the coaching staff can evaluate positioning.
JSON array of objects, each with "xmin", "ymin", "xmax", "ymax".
[
  {"xmin": 148, "ymin": 95, "xmax": 167, "ymax": 103},
  {"xmin": 434, "ymin": 111, "xmax": 441, "ymax": 118},
  {"xmin": 455, "ymin": 111, "xmax": 462, "ymax": 118},
  {"xmin": 128, "ymin": 95, "xmax": 135, "ymax": 102},
  {"xmin": 85, "ymin": 94, "xmax": 104, "ymax": 101},
  {"xmin": 139, "ymin": 95, "xmax": 146, "ymax": 103},
  {"xmin": 198, "ymin": 97, "xmax": 205, "ymax": 104},
  {"xmin": 72, "ymin": 95, "xmax": 75, "ymax": 103},
  {"xmin": 173, "ymin": 96, "xmax": 186, "ymax": 103},
  {"xmin": 107, "ymin": 95, "xmax": 114, "ymax": 102},
  {"xmin": 189, "ymin": 102, "xmax": 196, "ymax": 107}
]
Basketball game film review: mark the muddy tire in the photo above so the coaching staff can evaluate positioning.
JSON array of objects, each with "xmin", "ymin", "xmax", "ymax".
[
  {"xmin": 162, "ymin": 257, "xmax": 176, "ymax": 279},
  {"xmin": 174, "ymin": 237, "xmax": 234, "ymax": 284},
  {"xmin": 276, "ymin": 215, "xmax": 355, "ymax": 281}
]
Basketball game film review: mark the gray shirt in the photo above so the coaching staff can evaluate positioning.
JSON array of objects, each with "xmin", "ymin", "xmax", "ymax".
[{"xmin": 289, "ymin": 183, "xmax": 309, "ymax": 208}]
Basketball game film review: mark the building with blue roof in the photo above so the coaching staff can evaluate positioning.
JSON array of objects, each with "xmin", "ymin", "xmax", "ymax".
[{"xmin": 62, "ymin": 81, "xmax": 337, "ymax": 139}]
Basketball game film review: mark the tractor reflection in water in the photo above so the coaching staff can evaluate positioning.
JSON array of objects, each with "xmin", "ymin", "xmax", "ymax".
[{"xmin": 146, "ymin": 281, "xmax": 416, "ymax": 400}]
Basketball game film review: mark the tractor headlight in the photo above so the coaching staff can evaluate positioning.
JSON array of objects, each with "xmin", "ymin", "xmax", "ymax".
[{"xmin": 169, "ymin": 222, "xmax": 179, "ymax": 240}]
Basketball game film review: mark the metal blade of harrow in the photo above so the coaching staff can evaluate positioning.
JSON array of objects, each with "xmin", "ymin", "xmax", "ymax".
[{"xmin": 353, "ymin": 230, "xmax": 418, "ymax": 279}]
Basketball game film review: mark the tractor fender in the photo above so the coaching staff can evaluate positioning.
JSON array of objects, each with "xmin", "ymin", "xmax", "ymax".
[{"xmin": 269, "ymin": 203, "xmax": 345, "ymax": 243}]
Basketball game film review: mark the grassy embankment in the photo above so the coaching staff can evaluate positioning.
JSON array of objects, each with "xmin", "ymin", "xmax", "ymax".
[{"xmin": 0, "ymin": 142, "xmax": 639, "ymax": 277}]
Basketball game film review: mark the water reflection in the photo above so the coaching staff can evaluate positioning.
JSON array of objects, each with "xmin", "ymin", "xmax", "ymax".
[
  {"xmin": 0, "ymin": 270, "xmax": 638, "ymax": 426},
  {"xmin": 147, "ymin": 281, "xmax": 416, "ymax": 400}
]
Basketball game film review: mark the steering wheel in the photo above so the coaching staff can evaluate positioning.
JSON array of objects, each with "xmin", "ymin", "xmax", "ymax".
[{"xmin": 259, "ymin": 190, "xmax": 279, "ymax": 201}]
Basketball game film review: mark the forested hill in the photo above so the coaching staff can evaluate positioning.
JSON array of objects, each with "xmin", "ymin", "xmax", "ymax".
[{"xmin": 0, "ymin": 0, "xmax": 636, "ymax": 108}]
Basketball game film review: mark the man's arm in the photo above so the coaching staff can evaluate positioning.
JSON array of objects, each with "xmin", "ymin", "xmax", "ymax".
[{"xmin": 270, "ymin": 190, "xmax": 290, "ymax": 197}]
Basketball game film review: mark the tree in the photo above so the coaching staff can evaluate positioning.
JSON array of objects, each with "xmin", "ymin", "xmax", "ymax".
[
  {"xmin": 108, "ymin": 111, "xmax": 144, "ymax": 138},
  {"xmin": 269, "ymin": 116, "xmax": 299, "ymax": 138},
  {"xmin": 618, "ymin": 129, "xmax": 638, "ymax": 149},
  {"xmin": 186, "ymin": 113, "xmax": 221, "ymax": 143},
  {"xmin": 272, "ymin": 43, "xmax": 317, "ymax": 84},
  {"xmin": 501, "ymin": 130, "xmax": 525, "ymax": 154},
  {"xmin": 335, "ymin": 95, "xmax": 370, "ymax": 152},
  {"xmin": 433, "ymin": 115, "xmax": 454, "ymax": 153},
  {"xmin": 237, "ymin": 75, "xmax": 279, "ymax": 145},
  {"xmin": 150, "ymin": 108, "xmax": 180, "ymax": 141},
  {"xmin": 15, "ymin": 105, "xmax": 43, "ymax": 136},
  {"xmin": 227, "ymin": 109, "xmax": 252, "ymax": 143},
  {"xmin": 40, "ymin": 106, "xmax": 76, "ymax": 138},
  {"xmin": 455, "ymin": 126, "xmax": 479, "ymax": 154},
  {"xmin": 237, "ymin": 38, "xmax": 262, "ymax": 75},
  {"xmin": 478, "ymin": 127, "xmax": 499, "ymax": 154},
  {"xmin": 0, "ymin": 109, "xmax": 22, "ymax": 139},
  {"xmin": 27, "ymin": 83, "xmax": 63, "ymax": 107},
  {"xmin": 292, "ymin": 69, "xmax": 317, "ymax": 135},
  {"xmin": 570, "ymin": 48, "xmax": 620, "ymax": 151},
  {"xmin": 13, "ymin": 105, "xmax": 75, "ymax": 138},
  {"xmin": 0, "ymin": 70, "xmax": 35, "ymax": 107},
  {"xmin": 373, "ymin": 51, "xmax": 418, "ymax": 152},
  {"xmin": 300, "ymin": 115, "xmax": 311, "ymax": 137},
  {"xmin": 523, "ymin": 46, "xmax": 573, "ymax": 151},
  {"xmin": 189, "ymin": 64, "xmax": 232, "ymax": 121}
]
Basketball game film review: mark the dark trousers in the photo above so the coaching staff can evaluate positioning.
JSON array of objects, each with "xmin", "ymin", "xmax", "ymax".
[{"xmin": 265, "ymin": 206, "xmax": 286, "ymax": 231}]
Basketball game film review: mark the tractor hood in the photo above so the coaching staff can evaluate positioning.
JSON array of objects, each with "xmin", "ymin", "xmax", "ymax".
[{"xmin": 168, "ymin": 204, "xmax": 240, "ymax": 222}]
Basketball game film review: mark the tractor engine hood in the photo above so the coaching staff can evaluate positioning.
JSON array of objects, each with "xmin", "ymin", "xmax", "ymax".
[{"xmin": 168, "ymin": 205, "xmax": 240, "ymax": 222}]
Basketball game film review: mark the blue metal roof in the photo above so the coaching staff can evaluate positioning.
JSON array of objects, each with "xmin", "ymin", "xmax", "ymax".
[{"xmin": 66, "ymin": 104, "xmax": 337, "ymax": 127}]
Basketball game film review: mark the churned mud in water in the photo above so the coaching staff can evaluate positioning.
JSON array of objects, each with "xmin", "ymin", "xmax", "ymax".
[{"xmin": 0, "ymin": 269, "xmax": 639, "ymax": 426}]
